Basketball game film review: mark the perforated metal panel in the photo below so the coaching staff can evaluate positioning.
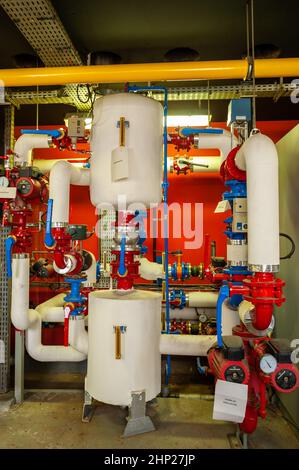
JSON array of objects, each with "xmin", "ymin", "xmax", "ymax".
[
  {"xmin": 0, "ymin": 0, "xmax": 91, "ymax": 111},
  {"xmin": 98, "ymin": 209, "xmax": 116, "ymax": 289},
  {"xmin": 0, "ymin": 226, "xmax": 11, "ymax": 393},
  {"xmin": 5, "ymin": 82, "xmax": 295, "ymax": 110},
  {"xmin": 4, "ymin": 105, "xmax": 15, "ymax": 152}
]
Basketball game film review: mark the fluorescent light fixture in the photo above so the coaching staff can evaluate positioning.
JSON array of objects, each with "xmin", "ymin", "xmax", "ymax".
[{"xmin": 167, "ymin": 115, "xmax": 210, "ymax": 127}]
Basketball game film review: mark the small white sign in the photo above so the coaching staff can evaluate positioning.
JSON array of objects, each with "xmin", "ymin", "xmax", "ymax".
[
  {"xmin": 214, "ymin": 200, "xmax": 230, "ymax": 213},
  {"xmin": 0, "ymin": 187, "xmax": 17, "ymax": 199},
  {"xmin": 0, "ymin": 340, "xmax": 5, "ymax": 364},
  {"xmin": 111, "ymin": 146, "xmax": 129, "ymax": 182},
  {"xmin": 213, "ymin": 379, "xmax": 248, "ymax": 423}
]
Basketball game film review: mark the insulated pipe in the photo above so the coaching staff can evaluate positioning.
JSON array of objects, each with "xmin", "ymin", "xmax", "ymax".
[
  {"xmin": 193, "ymin": 129, "xmax": 238, "ymax": 162},
  {"xmin": 1, "ymin": 58, "xmax": 299, "ymax": 87},
  {"xmin": 35, "ymin": 293, "xmax": 65, "ymax": 322},
  {"xmin": 49, "ymin": 161, "xmax": 90, "ymax": 225},
  {"xmin": 169, "ymin": 307, "xmax": 216, "ymax": 321},
  {"xmin": 160, "ymin": 334, "xmax": 216, "ymax": 356},
  {"xmin": 82, "ymin": 251, "xmax": 97, "ymax": 284},
  {"xmin": 14, "ymin": 134, "xmax": 50, "ymax": 166},
  {"xmin": 187, "ymin": 291, "xmax": 218, "ymax": 308},
  {"xmin": 11, "ymin": 254, "xmax": 31, "ymax": 331},
  {"xmin": 68, "ymin": 316, "xmax": 89, "ymax": 355},
  {"xmin": 26, "ymin": 309, "xmax": 86, "ymax": 362},
  {"xmin": 238, "ymin": 300, "xmax": 275, "ymax": 337},
  {"xmin": 139, "ymin": 257, "xmax": 164, "ymax": 281},
  {"xmin": 234, "ymin": 132, "xmax": 280, "ymax": 271}
]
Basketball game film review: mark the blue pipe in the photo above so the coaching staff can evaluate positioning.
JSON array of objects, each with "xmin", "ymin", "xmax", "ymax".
[
  {"xmin": 5, "ymin": 236, "xmax": 16, "ymax": 278},
  {"xmin": 128, "ymin": 85, "xmax": 171, "ymax": 383},
  {"xmin": 117, "ymin": 235, "xmax": 127, "ymax": 276},
  {"xmin": 180, "ymin": 128, "xmax": 224, "ymax": 137},
  {"xmin": 44, "ymin": 199, "xmax": 55, "ymax": 248},
  {"xmin": 216, "ymin": 284, "xmax": 230, "ymax": 348},
  {"xmin": 21, "ymin": 129, "xmax": 63, "ymax": 139}
]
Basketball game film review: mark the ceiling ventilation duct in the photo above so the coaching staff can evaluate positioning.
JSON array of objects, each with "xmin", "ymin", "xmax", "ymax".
[
  {"xmin": 87, "ymin": 51, "xmax": 122, "ymax": 66},
  {"xmin": 164, "ymin": 47, "xmax": 200, "ymax": 62},
  {"xmin": 12, "ymin": 53, "xmax": 45, "ymax": 68},
  {"xmin": 243, "ymin": 43, "xmax": 282, "ymax": 59}
]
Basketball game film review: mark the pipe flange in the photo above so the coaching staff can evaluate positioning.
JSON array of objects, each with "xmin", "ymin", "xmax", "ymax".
[
  {"xmin": 12, "ymin": 253, "xmax": 29, "ymax": 259},
  {"xmin": 53, "ymin": 254, "xmax": 77, "ymax": 274},
  {"xmin": 248, "ymin": 264, "xmax": 279, "ymax": 273}
]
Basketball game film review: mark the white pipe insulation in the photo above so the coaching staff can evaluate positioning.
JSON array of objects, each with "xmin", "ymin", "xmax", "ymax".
[
  {"xmin": 49, "ymin": 161, "xmax": 90, "ymax": 225},
  {"xmin": 234, "ymin": 132, "xmax": 280, "ymax": 272},
  {"xmin": 187, "ymin": 291, "xmax": 218, "ymax": 308},
  {"xmin": 139, "ymin": 257, "xmax": 164, "ymax": 280},
  {"xmin": 238, "ymin": 300, "xmax": 275, "ymax": 337},
  {"xmin": 11, "ymin": 255, "xmax": 31, "ymax": 331},
  {"xmin": 82, "ymin": 251, "xmax": 97, "ymax": 284},
  {"xmin": 160, "ymin": 334, "xmax": 216, "ymax": 356},
  {"xmin": 194, "ymin": 129, "xmax": 237, "ymax": 162},
  {"xmin": 14, "ymin": 134, "xmax": 50, "ymax": 166},
  {"xmin": 26, "ymin": 309, "xmax": 87, "ymax": 362},
  {"xmin": 68, "ymin": 316, "xmax": 89, "ymax": 355},
  {"xmin": 35, "ymin": 293, "xmax": 65, "ymax": 322}
]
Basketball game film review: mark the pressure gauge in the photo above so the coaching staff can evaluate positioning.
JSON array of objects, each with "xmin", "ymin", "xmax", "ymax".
[
  {"xmin": 259, "ymin": 354, "xmax": 278, "ymax": 374},
  {"xmin": 0, "ymin": 176, "xmax": 9, "ymax": 187},
  {"xmin": 199, "ymin": 313, "xmax": 208, "ymax": 323},
  {"xmin": 275, "ymin": 368, "xmax": 297, "ymax": 390}
]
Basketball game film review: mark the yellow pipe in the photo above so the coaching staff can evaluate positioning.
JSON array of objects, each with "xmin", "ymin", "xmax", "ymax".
[
  {"xmin": 0, "ymin": 58, "xmax": 298, "ymax": 87},
  {"xmin": 0, "ymin": 60, "xmax": 247, "ymax": 86}
]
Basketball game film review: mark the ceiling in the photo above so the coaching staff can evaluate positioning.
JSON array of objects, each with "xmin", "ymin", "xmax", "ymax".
[
  {"xmin": 1, "ymin": 0, "xmax": 299, "ymax": 67},
  {"xmin": 0, "ymin": 0, "xmax": 299, "ymax": 124}
]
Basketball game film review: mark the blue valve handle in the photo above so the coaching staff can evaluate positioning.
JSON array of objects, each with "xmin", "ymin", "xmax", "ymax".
[
  {"xmin": 44, "ymin": 199, "xmax": 55, "ymax": 248},
  {"xmin": 21, "ymin": 129, "xmax": 63, "ymax": 139},
  {"xmin": 179, "ymin": 128, "xmax": 224, "ymax": 137},
  {"xmin": 216, "ymin": 284, "xmax": 230, "ymax": 348},
  {"xmin": 5, "ymin": 236, "xmax": 16, "ymax": 278},
  {"xmin": 117, "ymin": 235, "xmax": 127, "ymax": 277}
]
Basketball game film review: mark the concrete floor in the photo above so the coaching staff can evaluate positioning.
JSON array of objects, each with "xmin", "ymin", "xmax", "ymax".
[{"xmin": 0, "ymin": 390, "xmax": 298, "ymax": 449}]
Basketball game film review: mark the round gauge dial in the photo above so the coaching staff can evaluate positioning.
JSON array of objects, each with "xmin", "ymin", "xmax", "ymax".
[
  {"xmin": 260, "ymin": 354, "xmax": 277, "ymax": 374},
  {"xmin": 199, "ymin": 313, "xmax": 208, "ymax": 323},
  {"xmin": 0, "ymin": 176, "xmax": 9, "ymax": 187},
  {"xmin": 224, "ymin": 365, "xmax": 246, "ymax": 383},
  {"xmin": 275, "ymin": 368, "xmax": 297, "ymax": 390}
]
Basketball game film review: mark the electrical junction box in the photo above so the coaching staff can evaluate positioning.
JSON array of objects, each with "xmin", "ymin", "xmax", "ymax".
[
  {"xmin": 67, "ymin": 116, "xmax": 85, "ymax": 138},
  {"xmin": 232, "ymin": 198, "xmax": 247, "ymax": 232},
  {"xmin": 227, "ymin": 98, "xmax": 252, "ymax": 126}
]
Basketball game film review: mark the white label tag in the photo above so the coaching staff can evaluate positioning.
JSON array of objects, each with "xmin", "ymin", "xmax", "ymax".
[
  {"xmin": 213, "ymin": 379, "xmax": 248, "ymax": 423},
  {"xmin": 0, "ymin": 340, "xmax": 5, "ymax": 363},
  {"xmin": 111, "ymin": 146, "xmax": 129, "ymax": 182},
  {"xmin": 214, "ymin": 200, "xmax": 230, "ymax": 213},
  {"xmin": 0, "ymin": 187, "xmax": 17, "ymax": 199}
]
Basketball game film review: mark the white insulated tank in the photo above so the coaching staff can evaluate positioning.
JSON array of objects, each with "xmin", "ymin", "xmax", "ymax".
[
  {"xmin": 90, "ymin": 93, "xmax": 163, "ymax": 208},
  {"xmin": 86, "ymin": 289, "xmax": 162, "ymax": 406}
]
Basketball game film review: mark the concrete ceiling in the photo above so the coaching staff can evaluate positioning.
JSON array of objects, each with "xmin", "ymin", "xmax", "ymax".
[{"xmin": 0, "ymin": 0, "xmax": 298, "ymax": 68}]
